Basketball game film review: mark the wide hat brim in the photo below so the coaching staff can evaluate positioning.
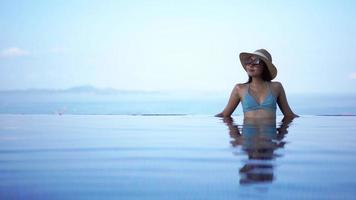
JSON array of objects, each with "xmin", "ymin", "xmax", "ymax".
[{"xmin": 239, "ymin": 51, "xmax": 277, "ymax": 80}]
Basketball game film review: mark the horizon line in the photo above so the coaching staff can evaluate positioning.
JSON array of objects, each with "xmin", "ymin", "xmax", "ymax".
[{"xmin": 0, "ymin": 84, "xmax": 355, "ymax": 95}]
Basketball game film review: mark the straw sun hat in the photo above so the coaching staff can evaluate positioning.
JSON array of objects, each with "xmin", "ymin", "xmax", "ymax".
[{"xmin": 239, "ymin": 49, "xmax": 277, "ymax": 80}]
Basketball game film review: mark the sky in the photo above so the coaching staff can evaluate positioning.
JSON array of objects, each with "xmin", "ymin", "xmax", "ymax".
[{"xmin": 0, "ymin": 0, "xmax": 356, "ymax": 94}]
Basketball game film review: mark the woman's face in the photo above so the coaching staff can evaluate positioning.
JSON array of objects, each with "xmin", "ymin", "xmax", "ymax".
[{"xmin": 245, "ymin": 56, "xmax": 264, "ymax": 77}]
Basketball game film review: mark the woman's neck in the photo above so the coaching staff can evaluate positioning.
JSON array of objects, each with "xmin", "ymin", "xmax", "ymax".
[{"xmin": 250, "ymin": 77, "xmax": 265, "ymax": 86}]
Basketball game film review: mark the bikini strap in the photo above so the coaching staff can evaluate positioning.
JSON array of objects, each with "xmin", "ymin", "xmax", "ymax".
[
  {"xmin": 267, "ymin": 82, "xmax": 276, "ymax": 98},
  {"xmin": 266, "ymin": 82, "xmax": 271, "ymax": 92},
  {"xmin": 247, "ymin": 83, "xmax": 251, "ymax": 95}
]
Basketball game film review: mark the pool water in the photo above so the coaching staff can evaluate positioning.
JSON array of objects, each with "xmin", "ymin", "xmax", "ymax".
[{"xmin": 0, "ymin": 114, "xmax": 356, "ymax": 199}]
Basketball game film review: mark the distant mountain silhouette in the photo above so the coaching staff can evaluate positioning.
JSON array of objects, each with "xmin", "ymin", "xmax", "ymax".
[{"xmin": 0, "ymin": 85, "xmax": 162, "ymax": 95}]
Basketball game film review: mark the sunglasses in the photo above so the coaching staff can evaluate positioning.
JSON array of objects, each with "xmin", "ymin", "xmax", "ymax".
[{"xmin": 245, "ymin": 57, "xmax": 262, "ymax": 66}]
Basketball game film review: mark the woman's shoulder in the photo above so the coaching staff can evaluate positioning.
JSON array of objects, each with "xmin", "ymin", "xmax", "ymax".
[
  {"xmin": 232, "ymin": 83, "xmax": 248, "ymax": 98},
  {"xmin": 234, "ymin": 83, "xmax": 249, "ymax": 91},
  {"xmin": 269, "ymin": 81, "xmax": 283, "ymax": 95},
  {"xmin": 269, "ymin": 81, "xmax": 283, "ymax": 88}
]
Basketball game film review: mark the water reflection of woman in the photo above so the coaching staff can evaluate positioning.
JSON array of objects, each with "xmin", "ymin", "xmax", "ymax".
[{"xmin": 222, "ymin": 116, "xmax": 293, "ymax": 185}]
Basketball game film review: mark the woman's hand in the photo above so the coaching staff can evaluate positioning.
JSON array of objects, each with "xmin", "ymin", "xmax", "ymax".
[{"xmin": 214, "ymin": 113, "xmax": 224, "ymax": 117}]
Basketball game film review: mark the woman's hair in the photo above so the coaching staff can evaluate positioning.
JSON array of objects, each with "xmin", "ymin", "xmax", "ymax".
[{"xmin": 245, "ymin": 60, "xmax": 272, "ymax": 83}]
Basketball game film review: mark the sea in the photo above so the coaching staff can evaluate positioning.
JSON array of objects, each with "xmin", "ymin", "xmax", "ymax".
[
  {"xmin": 1, "ymin": 91, "xmax": 356, "ymax": 199},
  {"xmin": 0, "ymin": 90, "xmax": 355, "ymax": 115}
]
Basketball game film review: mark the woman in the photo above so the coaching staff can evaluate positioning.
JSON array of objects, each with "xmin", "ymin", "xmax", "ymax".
[{"xmin": 215, "ymin": 49, "xmax": 298, "ymax": 119}]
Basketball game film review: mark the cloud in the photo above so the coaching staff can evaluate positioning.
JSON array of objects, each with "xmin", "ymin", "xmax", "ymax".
[
  {"xmin": 349, "ymin": 72, "xmax": 356, "ymax": 80},
  {"xmin": 0, "ymin": 47, "xmax": 30, "ymax": 58}
]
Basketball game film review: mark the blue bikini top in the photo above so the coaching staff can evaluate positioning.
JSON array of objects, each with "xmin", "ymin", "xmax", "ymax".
[{"xmin": 241, "ymin": 83, "xmax": 277, "ymax": 113}]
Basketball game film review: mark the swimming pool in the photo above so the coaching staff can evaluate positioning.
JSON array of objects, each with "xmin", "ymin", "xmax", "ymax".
[{"xmin": 0, "ymin": 114, "xmax": 355, "ymax": 199}]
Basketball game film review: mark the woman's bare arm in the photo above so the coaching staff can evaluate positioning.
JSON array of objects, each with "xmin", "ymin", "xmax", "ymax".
[
  {"xmin": 215, "ymin": 84, "xmax": 241, "ymax": 117},
  {"xmin": 275, "ymin": 82, "xmax": 299, "ymax": 117}
]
